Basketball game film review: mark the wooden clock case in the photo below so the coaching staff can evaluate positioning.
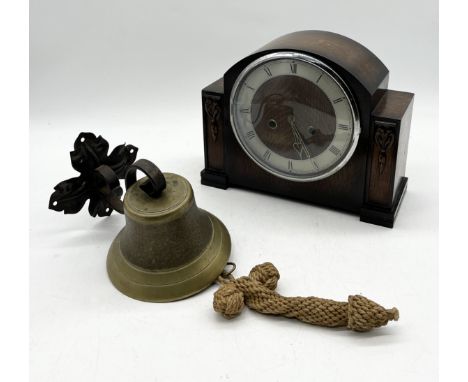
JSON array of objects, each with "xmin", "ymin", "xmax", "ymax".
[{"xmin": 201, "ymin": 31, "xmax": 414, "ymax": 228}]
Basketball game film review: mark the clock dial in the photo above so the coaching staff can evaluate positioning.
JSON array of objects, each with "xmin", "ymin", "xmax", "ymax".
[{"xmin": 230, "ymin": 52, "xmax": 360, "ymax": 182}]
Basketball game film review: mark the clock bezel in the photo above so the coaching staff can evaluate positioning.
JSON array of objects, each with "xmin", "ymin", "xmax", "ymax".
[{"xmin": 229, "ymin": 51, "xmax": 361, "ymax": 182}]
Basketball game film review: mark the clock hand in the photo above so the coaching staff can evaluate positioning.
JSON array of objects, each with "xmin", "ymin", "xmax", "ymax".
[
  {"xmin": 288, "ymin": 115, "xmax": 309, "ymax": 158},
  {"xmin": 287, "ymin": 115, "xmax": 311, "ymax": 160}
]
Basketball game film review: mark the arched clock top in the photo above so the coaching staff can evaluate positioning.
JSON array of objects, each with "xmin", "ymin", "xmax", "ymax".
[
  {"xmin": 225, "ymin": 30, "xmax": 389, "ymax": 101},
  {"xmin": 257, "ymin": 31, "xmax": 389, "ymax": 96}
]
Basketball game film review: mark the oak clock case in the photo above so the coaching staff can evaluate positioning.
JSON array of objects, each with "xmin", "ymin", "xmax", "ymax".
[{"xmin": 201, "ymin": 31, "xmax": 414, "ymax": 228}]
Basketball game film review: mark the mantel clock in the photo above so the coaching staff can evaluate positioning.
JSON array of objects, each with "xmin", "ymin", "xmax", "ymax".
[{"xmin": 201, "ymin": 31, "xmax": 414, "ymax": 228}]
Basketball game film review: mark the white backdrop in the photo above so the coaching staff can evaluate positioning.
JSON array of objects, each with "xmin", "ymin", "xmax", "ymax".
[{"xmin": 30, "ymin": 1, "xmax": 438, "ymax": 381}]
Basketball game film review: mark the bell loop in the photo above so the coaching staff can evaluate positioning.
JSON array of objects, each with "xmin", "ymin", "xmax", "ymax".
[{"xmin": 125, "ymin": 159, "xmax": 167, "ymax": 198}]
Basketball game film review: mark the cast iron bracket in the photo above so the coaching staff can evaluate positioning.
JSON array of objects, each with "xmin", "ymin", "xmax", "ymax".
[{"xmin": 49, "ymin": 132, "xmax": 138, "ymax": 217}]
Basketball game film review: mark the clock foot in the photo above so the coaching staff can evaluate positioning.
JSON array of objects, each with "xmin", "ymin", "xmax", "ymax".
[
  {"xmin": 360, "ymin": 177, "xmax": 408, "ymax": 228},
  {"xmin": 201, "ymin": 169, "xmax": 229, "ymax": 190}
]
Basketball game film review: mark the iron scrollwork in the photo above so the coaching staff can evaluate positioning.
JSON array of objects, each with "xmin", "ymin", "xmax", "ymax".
[{"xmin": 49, "ymin": 132, "xmax": 138, "ymax": 217}]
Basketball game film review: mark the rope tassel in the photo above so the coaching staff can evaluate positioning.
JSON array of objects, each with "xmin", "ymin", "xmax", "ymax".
[{"xmin": 213, "ymin": 262, "xmax": 399, "ymax": 332}]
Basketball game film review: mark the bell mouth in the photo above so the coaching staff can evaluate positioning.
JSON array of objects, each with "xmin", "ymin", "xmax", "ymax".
[{"xmin": 106, "ymin": 210, "xmax": 231, "ymax": 302}]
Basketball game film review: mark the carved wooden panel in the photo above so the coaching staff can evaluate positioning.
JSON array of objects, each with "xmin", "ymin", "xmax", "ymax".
[
  {"xmin": 367, "ymin": 120, "xmax": 398, "ymax": 207},
  {"xmin": 205, "ymin": 98, "xmax": 221, "ymax": 142},
  {"xmin": 202, "ymin": 85, "xmax": 225, "ymax": 171}
]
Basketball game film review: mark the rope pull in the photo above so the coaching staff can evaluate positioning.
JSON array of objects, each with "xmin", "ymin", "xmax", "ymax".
[{"xmin": 213, "ymin": 262, "xmax": 399, "ymax": 332}]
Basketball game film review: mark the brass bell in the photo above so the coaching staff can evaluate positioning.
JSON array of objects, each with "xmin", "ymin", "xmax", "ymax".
[{"xmin": 106, "ymin": 159, "xmax": 231, "ymax": 302}]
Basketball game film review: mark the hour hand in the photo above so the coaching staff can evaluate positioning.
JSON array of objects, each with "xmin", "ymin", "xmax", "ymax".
[{"xmin": 288, "ymin": 115, "xmax": 311, "ymax": 160}]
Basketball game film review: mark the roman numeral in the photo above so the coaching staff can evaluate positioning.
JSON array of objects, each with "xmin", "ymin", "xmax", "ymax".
[
  {"xmin": 263, "ymin": 150, "xmax": 271, "ymax": 161},
  {"xmin": 313, "ymin": 161, "xmax": 319, "ymax": 170},
  {"xmin": 240, "ymin": 108, "xmax": 250, "ymax": 113},
  {"xmin": 246, "ymin": 130, "xmax": 256, "ymax": 140},
  {"xmin": 263, "ymin": 66, "xmax": 272, "ymax": 77},
  {"xmin": 290, "ymin": 62, "xmax": 297, "ymax": 74},
  {"xmin": 288, "ymin": 160, "xmax": 293, "ymax": 172},
  {"xmin": 316, "ymin": 73, "xmax": 323, "ymax": 83},
  {"xmin": 333, "ymin": 97, "xmax": 345, "ymax": 104},
  {"xmin": 338, "ymin": 123, "xmax": 349, "ymax": 130},
  {"xmin": 329, "ymin": 145, "xmax": 341, "ymax": 156}
]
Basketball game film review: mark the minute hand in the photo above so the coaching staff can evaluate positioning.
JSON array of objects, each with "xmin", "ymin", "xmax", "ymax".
[{"xmin": 288, "ymin": 115, "xmax": 311, "ymax": 160}]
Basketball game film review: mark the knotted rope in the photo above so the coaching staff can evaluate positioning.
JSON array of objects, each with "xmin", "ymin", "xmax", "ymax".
[{"xmin": 213, "ymin": 262, "xmax": 399, "ymax": 332}]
